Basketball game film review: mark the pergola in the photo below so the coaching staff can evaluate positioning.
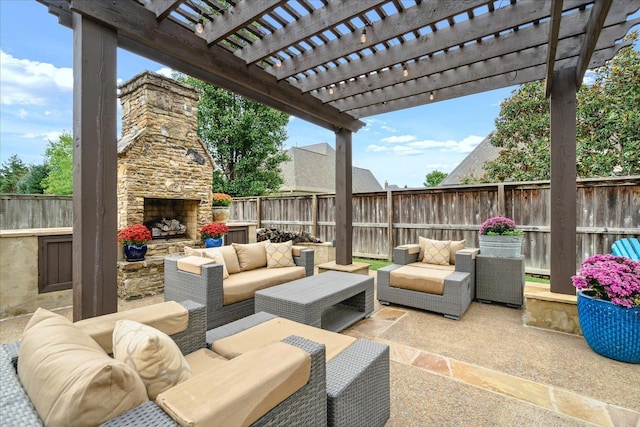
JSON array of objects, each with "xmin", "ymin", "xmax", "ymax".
[{"xmin": 37, "ymin": 0, "xmax": 639, "ymax": 320}]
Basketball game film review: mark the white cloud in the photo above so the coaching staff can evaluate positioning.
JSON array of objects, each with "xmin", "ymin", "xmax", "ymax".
[
  {"xmin": 366, "ymin": 144, "xmax": 390, "ymax": 152},
  {"xmin": 155, "ymin": 67, "xmax": 175, "ymax": 78},
  {"xmin": 17, "ymin": 109, "xmax": 28, "ymax": 119},
  {"xmin": 381, "ymin": 134, "xmax": 416, "ymax": 144},
  {"xmin": 392, "ymin": 145, "xmax": 422, "ymax": 156},
  {"xmin": 380, "ymin": 125, "xmax": 397, "ymax": 132},
  {"xmin": 407, "ymin": 135, "xmax": 483, "ymax": 153},
  {"xmin": 0, "ymin": 50, "xmax": 73, "ymax": 106},
  {"xmin": 21, "ymin": 130, "xmax": 62, "ymax": 142}
]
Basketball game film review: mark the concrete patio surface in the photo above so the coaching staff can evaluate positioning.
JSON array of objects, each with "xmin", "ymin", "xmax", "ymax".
[{"xmin": 1, "ymin": 271, "xmax": 638, "ymax": 427}]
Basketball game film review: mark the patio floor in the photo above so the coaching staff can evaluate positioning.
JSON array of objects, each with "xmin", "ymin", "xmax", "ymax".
[{"xmin": 1, "ymin": 272, "xmax": 638, "ymax": 427}]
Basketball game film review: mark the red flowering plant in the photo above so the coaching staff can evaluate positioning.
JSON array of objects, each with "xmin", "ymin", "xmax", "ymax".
[
  {"xmin": 572, "ymin": 254, "xmax": 640, "ymax": 308},
  {"xmin": 117, "ymin": 224, "xmax": 152, "ymax": 247},
  {"xmin": 479, "ymin": 216, "xmax": 524, "ymax": 236},
  {"xmin": 200, "ymin": 222, "xmax": 229, "ymax": 240}
]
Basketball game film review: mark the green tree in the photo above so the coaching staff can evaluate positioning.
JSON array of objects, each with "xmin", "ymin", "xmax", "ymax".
[
  {"xmin": 480, "ymin": 31, "xmax": 640, "ymax": 182},
  {"xmin": 424, "ymin": 170, "xmax": 448, "ymax": 187},
  {"xmin": 177, "ymin": 75, "xmax": 290, "ymax": 197},
  {"xmin": 42, "ymin": 133, "xmax": 73, "ymax": 195},
  {"xmin": 0, "ymin": 154, "xmax": 29, "ymax": 193},
  {"xmin": 16, "ymin": 163, "xmax": 49, "ymax": 194}
]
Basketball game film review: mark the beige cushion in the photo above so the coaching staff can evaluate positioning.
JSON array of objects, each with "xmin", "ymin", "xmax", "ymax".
[
  {"xmin": 157, "ymin": 341, "xmax": 310, "ymax": 427},
  {"xmin": 184, "ymin": 348, "xmax": 229, "ymax": 376},
  {"xmin": 177, "ymin": 255, "xmax": 216, "ymax": 275},
  {"xmin": 113, "ymin": 320, "xmax": 193, "ymax": 400},
  {"xmin": 184, "ymin": 246, "xmax": 206, "ymax": 257},
  {"xmin": 398, "ymin": 244, "xmax": 420, "ymax": 255},
  {"xmin": 75, "ymin": 301, "xmax": 189, "ymax": 354},
  {"xmin": 390, "ymin": 265, "xmax": 452, "ymax": 295},
  {"xmin": 212, "ymin": 317, "xmax": 356, "ymax": 362},
  {"xmin": 407, "ymin": 262, "xmax": 455, "ymax": 272},
  {"xmin": 265, "ymin": 240, "xmax": 296, "ymax": 268},
  {"xmin": 420, "ymin": 237, "xmax": 451, "ymax": 266},
  {"xmin": 183, "ymin": 247, "xmax": 230, "ymax": 278},
  {"xmin": 291, "ymin": 245, "xmax": 304, "ymax": 257},
  {"xmin": 219, "ymin": 245, "xmax": 241, "ymax": 274},
  {"xmin": 449, "ymin": 239, "xmax": 466, "ymax": 265},
  {"xmin": 223, "ymin": 266, "xmax": 306, "ymax": 305},
  {"xmin": 18, "ymin": 308, "xmax": 148, "ymax": 427},
  {"xmin": 233, "ymin": 242, "xmax": 268, "ymax": 271}
]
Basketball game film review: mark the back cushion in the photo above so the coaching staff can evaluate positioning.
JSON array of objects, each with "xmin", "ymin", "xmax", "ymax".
[
  {"xmin": 219, "ymin": 245, "xmax": 241, "ymax": 274},
  {"xmin": 449, "ymin": 239, "xmax": 466, "ymax": 265},
  {"xmin": 265, "ymin": 241, "xmax": 296, "ymax": 268},
  {"xmin": 18, "ymin": 308, "xmax": 148, "ymax": 427},
  {"xmin": 233, "ymin": 242, "xmax": 268, "ymax": 271},
  {"xmin": 421, "ymin": 238, "xmax": 451, "ymax": 266}
]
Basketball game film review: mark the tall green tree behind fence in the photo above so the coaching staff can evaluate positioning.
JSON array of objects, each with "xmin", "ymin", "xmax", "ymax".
[{"xmin": 2, "ymin": 177, "xmax": 638, "ymax": 275}]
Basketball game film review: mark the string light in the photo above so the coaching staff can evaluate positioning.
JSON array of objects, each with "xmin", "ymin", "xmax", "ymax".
[
  {"xmin": 329, "ymin": 87, "xmax": 334, "ymax": 95},
  {"xmin": 195, "ymin": 20, "xmax": 204, "ymax": 34},
  {"xmin": 403, "ymin": 66, "xmax": 409, "ymax": 78},
  {"xmin": 275, "ymin": 58, "xmax": 282, "ymax": 67},
  {"xmin": 360, "ymin": 28, "xmax": 367, "ymax": 44},
  {"xmin": 429, "ymin": 92, "xmax": 434, "ymax": 101}
]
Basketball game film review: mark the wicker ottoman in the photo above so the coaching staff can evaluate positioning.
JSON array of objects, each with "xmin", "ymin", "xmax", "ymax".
[{"xmin": 476, "ymin": 255, "xmax": 525, "ymax": 307}]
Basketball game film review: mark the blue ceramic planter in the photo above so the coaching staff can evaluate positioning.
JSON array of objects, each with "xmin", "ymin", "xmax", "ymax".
[
  {"xmin": 204, "ymin": 237, "xmax": 223, "ymax": 248},
  {"xmin": 577, "ymin": 290, "xmax": 640, "ymax": 364},
  {"xmin": 123, "ymin": 244, "xmax": 147, "ymax": 262}
]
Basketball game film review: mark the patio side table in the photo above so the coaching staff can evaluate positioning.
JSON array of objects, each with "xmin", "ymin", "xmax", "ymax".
[{"xmin": 476, "ymin": 255, "xmax": 525, "ymax": 308}]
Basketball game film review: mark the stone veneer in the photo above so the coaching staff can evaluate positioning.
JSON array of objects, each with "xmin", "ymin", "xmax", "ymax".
[{"xmin": 117, "ymin": 71, "xmax": 214, "ymax": 298}]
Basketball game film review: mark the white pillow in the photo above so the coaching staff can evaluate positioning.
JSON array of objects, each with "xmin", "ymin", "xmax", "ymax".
[{"xmin": 113, "ymin": 320, "xmax": 193, "ymax": 400}]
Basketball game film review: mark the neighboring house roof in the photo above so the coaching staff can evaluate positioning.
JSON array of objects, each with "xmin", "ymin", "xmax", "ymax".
[
  {"xmin": 439, "ymin": 135, "xmax": 501, "ymax": 186},
  {"xmin": 280, "ymin": 143, "xmax": 383, "ymax": 193}
]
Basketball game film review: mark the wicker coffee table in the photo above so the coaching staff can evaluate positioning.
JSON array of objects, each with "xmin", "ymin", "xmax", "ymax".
[{"xmin": 254, "ymin": 270, "xmax": 374, "ymax": 332}]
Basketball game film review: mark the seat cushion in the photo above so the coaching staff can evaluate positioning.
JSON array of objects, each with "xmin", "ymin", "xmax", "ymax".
[
  {"xmin": 265, "ymin": 240, "xmax": 296, "ymax": 268},
  {"xmin": 184, "ymin": 349, "xmax": 229, "ymax": 376},
  {"xmin": 177, "ymin": 255, "xmax": 217, "ymax": 275},
  {"xmin": 184, "ymin": 246, "xmax": 230, "ymax": 278},
  {"xmin": 233, "ymin": 242, "xmax": 268, "ymax": 271},
  {"xmin": 223, "ymin": 266, "xmax": 306, "ymax": 305},
  {"xmin": 75, "ymin": 301, "xmax": 189, "ymax": 354},
  {"xmin": 113, "ymin": 320, "xmax": 193, "ymax": 400},
  {"xmin": 157, "ymin": 341, "xmax": 310, "ymax": 427},
  {"xmin": 18, "ymin": 308, "xmax": 148, "ymax": 427},
  {"xmin": 212, "ymin": 317, "xmax": 357, "ymax": 362},
  {"xmin": 390, "ymin": 265, "xmax": 453, "ymax": 295}
]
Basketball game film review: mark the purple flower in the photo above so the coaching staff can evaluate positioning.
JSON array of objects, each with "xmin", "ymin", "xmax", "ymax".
[
  {"xmin": 572, "ymin": 254, "xmax": 640, "ymax": 308},
  {"xmin": 479, "ymin": 216, "xmax": 521, "ymax": 236}
]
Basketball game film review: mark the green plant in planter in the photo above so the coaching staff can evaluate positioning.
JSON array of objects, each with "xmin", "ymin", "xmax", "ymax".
[{"xmin": 212, "ymin": 193, "xmax": 233, "ymax": 207}]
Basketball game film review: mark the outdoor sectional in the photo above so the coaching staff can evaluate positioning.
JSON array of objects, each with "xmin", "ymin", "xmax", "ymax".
[
  {"xmin": 164, "ymin": 241, "xmax": 314, "ymax": 329},
  {"xmin": 0, "ymin": 300, "xmax": 327, "ymax": 426},
  {"xmin": 377, "ymin": 238, "xmax": 479, "ymax": 320}
]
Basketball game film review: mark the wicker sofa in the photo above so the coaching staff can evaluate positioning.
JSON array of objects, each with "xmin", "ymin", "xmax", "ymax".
[
  {"xmin": 0, "ymin": 301, "xmax": 327, "ymax": 427},
  {"xmin": 165, "ymin": 241, "xmax": 315, "ymax": 330},
  {"xmin": 377, "ymin": 238, "xmax": 479, "ymax": 320}
]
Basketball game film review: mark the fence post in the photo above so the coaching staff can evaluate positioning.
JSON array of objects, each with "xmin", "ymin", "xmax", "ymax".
[
  {"xmin": 387, "ymin": 190, "xmax": 394, "ymax": 261},
  {"xmin": 311, "ymin": 194, "xmax": 318, "ymax": 238},
  {"xmin": 497, "ymin": 184, "xmax": 506, "ymax": 217},
  {"xmin": 256, "ymin": 197, "xmax": 261, "ymax": 228}
]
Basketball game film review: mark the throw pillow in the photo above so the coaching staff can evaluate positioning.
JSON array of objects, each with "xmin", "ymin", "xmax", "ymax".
[
  {"xmin": 219, "ymin": 245, "xmax": 242, "ymax": 274},
  {"xmin": 265, "ymin": 241, "xmax": 296, "ymax": 268},
  {"xmin": 202, "ymin": 248, "xmax": 230, "ymax": 279},
  {"xmin": 449, "ymin": 239, "xmax": 466, "ymax": 265},
  {"xmin": 18, "ymin": 308, "xmax": 147, "ymax": 427},
  {"xmin": 113, "ymin": 319, "xmax": 193, "ymax": 400},
  {"xmin": 421, "ymin": 238, "xmax": 451, "ymax": 266},
  {"xmin": 232, "ymin": 242, "xmax": 268, "ymax": 271}
]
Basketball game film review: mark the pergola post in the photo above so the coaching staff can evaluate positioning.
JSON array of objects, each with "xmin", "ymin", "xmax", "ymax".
[
  {"xmin": 335, "ymin": 128, "xmax": 353, "ymax": 265},
  {"xmin": 549, "ymin": 67, "xmax": 577, "ymax": 295},
  {"xmin": 72, "ymin": 13, "xmax": 118, "ymax": 320}
]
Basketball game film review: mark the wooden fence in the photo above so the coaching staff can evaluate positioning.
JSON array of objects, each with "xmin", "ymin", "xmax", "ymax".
[
  {"xmin": 2, "ymin": 177, "xmax": 638, "ymax": 275},
  {"xmin": 231, "ymin": 177, "xmax": 640, "ymax": 275}
]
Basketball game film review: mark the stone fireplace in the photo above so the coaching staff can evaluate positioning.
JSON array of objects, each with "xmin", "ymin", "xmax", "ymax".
[{"xmin": 116, "ymin": 71, "xmax": 214, "ymax": 298}]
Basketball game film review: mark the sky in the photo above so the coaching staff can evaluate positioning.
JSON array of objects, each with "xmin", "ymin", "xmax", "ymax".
[{"xmin": 1, "ymin": 2, "xmax": 636, "ymax": 189}]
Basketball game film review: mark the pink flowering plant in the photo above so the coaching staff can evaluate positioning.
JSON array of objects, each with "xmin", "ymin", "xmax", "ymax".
[
  {"xmin": 571, "ymin": 254, "xmax": 640, "ymax": 308},
  {"xmin": 479, "ymin": 216, "xmax": 524, "ymax": 236}
]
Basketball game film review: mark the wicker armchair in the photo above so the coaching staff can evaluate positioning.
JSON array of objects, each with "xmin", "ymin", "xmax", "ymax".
[
  {"xmin": 377, "ymin": 244, "xmax": 478, "ymax": 320},
  {"xmin": 0, "ymin": 301, "xmax": 327, "ymax": 426},
  {"xmin": 164, "ymin": 248, "xmax": 314, "ymax": 330}
]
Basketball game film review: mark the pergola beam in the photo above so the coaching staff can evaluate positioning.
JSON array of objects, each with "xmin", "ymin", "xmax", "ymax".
[
  {"xmin": 544, "ymin": 0, "xmax": 564, "ymax": 97},
  {"xmin": 575, "ymin": 0, "xmax": 613, "ymax": 88},
  {"xmin": 146, "ymin": 0, "xmax": 180, "ymax": 20}
]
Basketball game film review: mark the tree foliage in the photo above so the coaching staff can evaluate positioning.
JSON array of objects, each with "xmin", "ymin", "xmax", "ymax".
[
  {"xmin": 479, "ymin": 31, "xmax": 640, "ymax": 182},
  {"xmin": 424, "ymin": 170, "xmax": 448, "ymax": 187},
  {"xmin": 42, "ymin": 133, "xmax": 73, "ymax": 195},
  {"xmin": 16, "ymin": 164, "xmax": 48, "ymax": 194},
  {"xmin": 0, "ymin": 154, "xmax": 29, "ymax": 193},
  {"xmin": 177, "ymin": 75, "xmax": 290, "ymax": 197}
]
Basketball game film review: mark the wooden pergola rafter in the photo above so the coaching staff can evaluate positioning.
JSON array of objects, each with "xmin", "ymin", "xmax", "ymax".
[{"xmin": 36, "ymin": 0, "xmax": 639, "ymax": 319}]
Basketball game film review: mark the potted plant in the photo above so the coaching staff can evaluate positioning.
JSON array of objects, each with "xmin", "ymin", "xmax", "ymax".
[
  {"xmin": 200, "ymin": 222, "xmax": 229, "ymax": 248},
  {"xmin": 478, "ymin": 216, "xmax": 524, "ymax": 258},
  {"xmin": 572, "ymin": 254, "xmax": 640, "ymax": 363},
  {"xmin": 117, "ymin": 224, "xmax": 152, "ymax": 261},
  {"xmin": 212, "ymin": 192, "xmax": 233, "ymax": 222}
]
